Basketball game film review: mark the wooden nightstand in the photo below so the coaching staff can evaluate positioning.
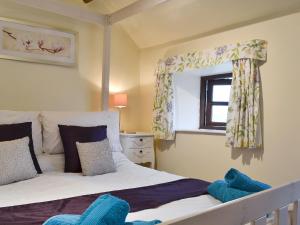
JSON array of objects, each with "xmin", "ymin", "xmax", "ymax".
[{"xmin": 120, "ymin": 133, "xmax": 155, "ymax": 168}]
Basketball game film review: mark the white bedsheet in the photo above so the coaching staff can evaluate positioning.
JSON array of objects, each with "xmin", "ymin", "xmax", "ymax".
[{"xmin": 0, "ymin": 152, "xmax": 221, "ymax": 222}]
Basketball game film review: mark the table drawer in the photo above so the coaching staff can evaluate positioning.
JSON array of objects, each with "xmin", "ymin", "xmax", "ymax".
[
  {"xmin": 125, "ymin": 147, "xmax": 154, "ymax": 163},
  {"xmin": 121, "ymin": 136, "xmax": 153, "ymax": 149}
]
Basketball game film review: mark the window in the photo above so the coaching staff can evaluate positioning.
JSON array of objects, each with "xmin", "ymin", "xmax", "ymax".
[
  {"xmin": 173, "ymin": 62, "xmax": 233, "ymax": 133},
  {"xmin": 200, "ymin": 73, "xmax": 232, "ymax": 130}
]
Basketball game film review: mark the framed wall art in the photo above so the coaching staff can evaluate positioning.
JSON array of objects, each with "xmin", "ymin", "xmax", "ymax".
[{"xmin": 0, "ymin": 18, "xmax": 76, "ymax": 66}]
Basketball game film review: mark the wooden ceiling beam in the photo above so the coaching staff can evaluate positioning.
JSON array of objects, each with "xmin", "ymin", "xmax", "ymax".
[
  {"xmin": 109, "ymin": 0, "xmax": 171, "ymax": 24},
  {"xmin": 12, "ymin": 0, "xmax": 106, "ymax": 26}
]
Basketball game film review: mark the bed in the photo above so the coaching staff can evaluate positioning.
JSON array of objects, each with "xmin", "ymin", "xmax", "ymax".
[
  {"xmin": 1, "ymin": 152, "xmax": 299, "ymax": 225},
  {"xmin": 0, "ymin": 110, "xmax": 299, "ymax": 225},
  {"xmin": 0, "ymin": 152, "xmax": 221, "ymax": 223}
]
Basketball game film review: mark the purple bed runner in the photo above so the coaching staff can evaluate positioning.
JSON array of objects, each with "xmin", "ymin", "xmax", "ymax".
[{"xmin": 0, "ymin": 178, "xmax": 210, "ymax": 225}]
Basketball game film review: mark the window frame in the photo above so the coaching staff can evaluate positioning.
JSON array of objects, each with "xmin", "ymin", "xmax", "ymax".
[{"xmin": 199, "ymin": 73, "xmax": 232, "ymax": 130}]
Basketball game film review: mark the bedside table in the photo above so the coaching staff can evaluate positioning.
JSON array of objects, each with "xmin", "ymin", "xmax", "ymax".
[{"xmin": 120, "ymin": 133, "xmax": 155, "ymax": 168}]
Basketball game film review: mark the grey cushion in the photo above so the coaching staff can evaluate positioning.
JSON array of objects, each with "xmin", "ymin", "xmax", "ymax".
[
  {"xmin": 0, "ymin": 137, "xmax": 37, "ymax": 185},
  {"xmin": 76, "ymin": 139, "xmax": 116, "ymax": 176}
]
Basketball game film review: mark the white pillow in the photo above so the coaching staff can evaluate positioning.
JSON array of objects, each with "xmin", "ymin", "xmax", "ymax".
[
  {"xmin": 41, "ymin": 111, "xmax": 122, "ymax": 154},
  {"xmin": 0, "ymin": 110, "xmax": 43, "ymax": 155},
  {"xmin": 37, "ymin": 154, "xmax": 65, "ymax": 172},
  {"xmin": 0, "ymin": 137, "xmax": 37, "ymax": 186}
]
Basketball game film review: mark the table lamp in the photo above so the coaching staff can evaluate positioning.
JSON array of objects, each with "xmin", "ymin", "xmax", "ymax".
[{"xmin": 112, "ymin": 93, "xmax": 128, "ymax": 132}]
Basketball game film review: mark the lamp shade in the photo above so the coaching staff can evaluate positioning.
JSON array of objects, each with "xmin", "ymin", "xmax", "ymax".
[{"xmin": 112, "ymin": 93, "xmax": 128, "ymax": 108}]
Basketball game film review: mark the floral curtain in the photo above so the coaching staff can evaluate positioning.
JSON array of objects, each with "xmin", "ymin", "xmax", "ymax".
[
  {"xmin": 226, "ymin": 59, "xmax": 262, "ymax": 148},
  {"xmin": 153, "ymin": 66, "xmax": 175, "ymax": 140},
  {"xmin": 153, "ymin": 39, "xmax": 267, "ymax": 144}
]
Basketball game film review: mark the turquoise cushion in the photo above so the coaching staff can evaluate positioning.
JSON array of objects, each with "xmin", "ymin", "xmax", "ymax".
[
  {"xmin": 78, "ymin": 194, "xmax": 129, "ymax": 225},
  {"xmin": 208, "ymin": 180, "xmax": 252, "ymax": 203},
  {"xmin": 225, "ymin": 168, "xmax": 271, "ymax": 192},
  {"xmin": 125, "ymin": 220, "xmax": 161, "ymax": 225},
  {"xmin": 43, "ymin": 214, "xmax": 80, "ymax": 225}
]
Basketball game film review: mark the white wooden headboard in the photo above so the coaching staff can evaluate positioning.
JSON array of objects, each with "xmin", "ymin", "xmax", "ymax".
[{"xmin": 163, "ymin": 180, "xmax": 300, "ymax": 225}]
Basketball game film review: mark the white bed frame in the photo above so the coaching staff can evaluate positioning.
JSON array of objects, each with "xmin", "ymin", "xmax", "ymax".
[{"xmin": 162, "ymin": 180, "xmax": 300, "ymax": 225}]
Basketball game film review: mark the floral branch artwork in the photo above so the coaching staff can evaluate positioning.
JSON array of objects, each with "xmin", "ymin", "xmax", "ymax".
[
  {"xmin": 2, "ymin": 29, "xmax": 16, "ymax": 40},
  {"xmin": 38, "ymin": 40, "xmax": 64, "ymax": 54},
  {"xmin": 0, "ymin": 19, "xmax": 75, "ymax": 66},
  {"xmin": 3, "ymin": 29, "xmax": 65, "ymax": 55}
]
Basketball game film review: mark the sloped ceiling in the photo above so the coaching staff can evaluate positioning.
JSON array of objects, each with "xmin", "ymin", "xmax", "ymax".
[
  {"xmin": 61, "ymin": 0, "xmax": 138, "ymax": 14},
  {"xmin": 61, "ymin": 0, "xmax": 300, "ymax": 48}
]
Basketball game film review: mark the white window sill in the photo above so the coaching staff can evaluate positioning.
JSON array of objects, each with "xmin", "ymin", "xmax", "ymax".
[{"xmin": 175, "ymin": 129, "xmax": 226, "ymax": 135}]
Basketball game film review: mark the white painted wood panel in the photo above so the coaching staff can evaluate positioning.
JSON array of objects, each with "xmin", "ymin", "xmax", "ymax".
[
  {"xmin": 161, "ymin": 180, "xmax": 300, "ymax": 225},
  {"xmin": 252, "ymin": 216, "xmax": 267, "ymax": 225},
  {"xmin": 101, "ymin": 24, "xmax": 111, "ymax": 110},
  {"xmin": 12, "ymin": 0, "xmax": 105, "ymax": 25},
  {"xmin": 276, "ymin": 206, "xmax": 289, "ymax": 225},
  {"xmin": 292, "ymin": 200, "xmax": 300, "ymax": 225},
  {"xmin": 109, "ymin": 0, "xmax": 171, "ymax": 24}
]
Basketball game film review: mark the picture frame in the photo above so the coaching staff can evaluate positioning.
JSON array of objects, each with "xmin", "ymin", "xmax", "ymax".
[{"xmin": 0, "ymin": 17, "xmax": 77, "ymax": 66}]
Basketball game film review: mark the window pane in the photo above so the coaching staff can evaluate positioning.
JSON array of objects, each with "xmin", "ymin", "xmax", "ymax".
[
  {"xmin": 211, "ymin": 105, "xmax": 228, "ymax": 123},
  {"xmin": 213, "ymin": 85, "xmax": 231, "ymax": 102}
]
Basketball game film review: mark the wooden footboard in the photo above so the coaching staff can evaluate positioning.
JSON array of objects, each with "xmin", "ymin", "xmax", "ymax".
[{"xmin": 162, "ymin": 180, "xmax": 300, "ymax": 225}]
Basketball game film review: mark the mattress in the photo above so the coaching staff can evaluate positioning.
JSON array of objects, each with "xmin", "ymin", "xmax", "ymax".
[{"xmin": 0, "ymin": 152, "xmax": 221, "ymax": 223}]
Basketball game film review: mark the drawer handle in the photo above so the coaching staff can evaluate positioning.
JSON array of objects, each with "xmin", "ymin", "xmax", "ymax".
[
  {"xmin": 139, "ymin": 150, "xmax": 143, "ymax": 154},
  {"xmin": 139, "ymin": 138, "xmax": 143, "ymax": 142}
]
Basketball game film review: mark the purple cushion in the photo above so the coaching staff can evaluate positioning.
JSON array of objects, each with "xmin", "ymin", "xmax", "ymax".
[
  {"xmin": 0, "ymin": 122, "xmax": 42, "ymax": 174},
  {"xmin": 58, "ymin": 125, "xmax": 107, "ymax": 173}
]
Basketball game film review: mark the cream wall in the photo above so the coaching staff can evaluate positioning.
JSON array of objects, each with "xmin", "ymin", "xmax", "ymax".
[
  {"xmin": 0, "ymin": 1, "xmax": 140, "ymax": 131},
  {"xmin": 1, "ymin": 1, "xmax": 300, "ymax": 186},
  {"xmin": 139, "ymin": 12, "xmax": 300, "ymax": 186},
  {"xmin": 110, "ymin": 26, "xmax": 140, "ymax": 132}
]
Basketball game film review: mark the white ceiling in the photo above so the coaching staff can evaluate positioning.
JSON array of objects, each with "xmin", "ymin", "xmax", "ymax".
[
  {"xmin": 61, "ymin": 0, "xmax": 300, "ymax": 48},
  {"xmin": 61, "ymin": 0, "xmax": 138, "ymax": 14}
]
